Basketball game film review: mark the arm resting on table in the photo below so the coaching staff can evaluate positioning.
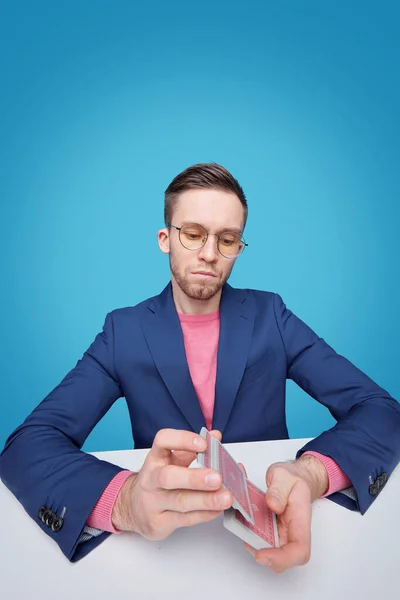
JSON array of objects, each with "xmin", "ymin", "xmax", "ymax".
[
  {"xmin": 0, "ymin": 312, "xmax": 129, "ymax": 563},
  {"xmin": 273, "ymin": 293, "xmax": 400, "ymax": 513}
]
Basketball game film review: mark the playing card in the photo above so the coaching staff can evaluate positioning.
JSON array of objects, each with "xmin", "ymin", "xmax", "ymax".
[
  {"xmin": 223, "ymin": 480, "xmax": 280, "ymax": 550},
  {"xmin": 196, "ymin": 427, "xmax": 214, "ymax": 469},
  {"xmin": 197, "ymin": 428, "xmax": 254, "ymax": 524},
  {"xmin": 217, "ymin": 440, "xmax": 254, "ymax": 523}
]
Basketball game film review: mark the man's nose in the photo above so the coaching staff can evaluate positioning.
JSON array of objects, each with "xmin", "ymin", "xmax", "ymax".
[{"xmin": 198, "ymin": 234, "xmax": 219, "ymax": 262}]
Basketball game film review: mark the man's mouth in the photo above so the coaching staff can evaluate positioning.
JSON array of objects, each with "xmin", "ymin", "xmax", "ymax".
[{"xmin": 191, "ymin": 271, "xmax": 217, "ymax": 278}]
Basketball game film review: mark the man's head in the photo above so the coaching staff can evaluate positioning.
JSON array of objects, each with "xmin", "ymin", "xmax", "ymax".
[{"xmin": 158, "ymin": 163, "xmax": 248, "ymax": 304}]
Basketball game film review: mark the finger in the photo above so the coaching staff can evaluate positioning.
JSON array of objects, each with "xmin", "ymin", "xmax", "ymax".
[
  {"xmin": 171, "ymin": 430, "xmax": 222, "ymax": 468},
  {"xmin": 171, "ymin": 450, "xmax": 198, "ymax": 468},
  {"xmin": 244, "ymin": 543, "xmax": 256, "ymax": 557},
  {"xmin": 171, "ymin": 509, "xmax": 223, "ymax": 529},
  {"xmin": 155, "ymin": 464, "xmax": 223, "ymax": 491},
  {"xmin": 209, "ymin": 429, "xmax": 222, "ymax": 442},
  {"xmin": 238, "ymin": 462, "xmax": 247, "ymax": 477},
  {"xmin": 265, "ymin": 466, "xmax": 294, "ymax": 514},
  {"xmin": 165, "ymin": 488, "xmax": 233, "ymax": 513},
  {"xmin": 151, "ymin": 429, "xmax": 206, "ymax": 461},
  {"xmin": 253, "ymin": 540, "xmax": 311, "ymax": 573},
  {"xmin": 255, "ymin": 483, "xmax": 312, "ymax": 573},
  {"xmin": 280, "ymin": 481, "xmax": 312, "ymax": 547}
]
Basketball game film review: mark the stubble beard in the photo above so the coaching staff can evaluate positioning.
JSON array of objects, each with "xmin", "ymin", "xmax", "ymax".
[{"xmin": 169, "ymin": 253, "xmax": 233, "ymax": 301}]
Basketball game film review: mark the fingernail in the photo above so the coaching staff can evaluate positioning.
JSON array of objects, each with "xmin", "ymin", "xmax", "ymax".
[
  {"xmin": 216, "ymin": 491, "xmax": 231, "ymax": 507},
  {"xmin": 193, "ymin": 436, "xmax": 204, "ymax": 447},
  {"xmin": 260, "ymin": 558, "xmax": 272, "ymax": 568},
  {"xmin": 205, "ymin": 473, "xmax": 220, "ymax": 487}
]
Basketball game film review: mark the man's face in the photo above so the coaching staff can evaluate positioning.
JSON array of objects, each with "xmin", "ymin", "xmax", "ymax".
[{"xmin": 160, "ymin": 189, "xmax": 245, "ymax": 302}]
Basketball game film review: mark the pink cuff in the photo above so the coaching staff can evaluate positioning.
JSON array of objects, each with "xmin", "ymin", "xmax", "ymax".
[
  {"xmin": 302, "ymin": 451, "xmax": 352, "ymax": 497},
  {"xmin": 86, "ymin": 470, "xmax": 135, "ymax": 533}
]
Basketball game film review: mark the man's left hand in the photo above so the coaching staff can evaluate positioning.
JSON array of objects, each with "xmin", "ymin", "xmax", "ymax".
[{"xmin": 242, "ymin": 455, "xmax": 329, "ymax": 573}]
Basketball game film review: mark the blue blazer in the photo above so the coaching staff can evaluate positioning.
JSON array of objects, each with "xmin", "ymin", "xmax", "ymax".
[{"xmin": 1, "ymin": 283, "xmax": 399, "ymax": 562}]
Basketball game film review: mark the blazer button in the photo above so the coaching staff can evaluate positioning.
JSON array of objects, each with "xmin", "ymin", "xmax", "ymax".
[
  {"xmin": 38, "ymin": 506, "xmax": 46, "ymax": 521},
  {"xmin": 42, "ymin": 509, "xmax": 52, "ymax": 524},
  {"xmin": 51, "ymin": 517, "xmax": 64, "ymax": 533},
  {"xmin": 380, "ymin": 472, "xmax": 388, "ymax": 485},
  {"xmin": 46, "ymin": 512, "xmax": 55, "ymax": 527},
  {"xmin": 369, "ymin": 483, "xmax": 379, "ymax": 496}
]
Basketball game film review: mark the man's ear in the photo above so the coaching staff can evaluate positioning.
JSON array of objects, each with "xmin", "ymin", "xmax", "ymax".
[{"xmin": 158, "ymin": 228, "xmax": 170, "ymax": 254}]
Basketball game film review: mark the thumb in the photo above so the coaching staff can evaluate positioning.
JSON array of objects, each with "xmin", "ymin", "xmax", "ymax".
[
  {"xmin": 209, "ymin": 429, "xmax": 222, "ymax": 442},
  {"xmin": 265, "ymin": 465, "xmax": 293, "ymax": 515}
]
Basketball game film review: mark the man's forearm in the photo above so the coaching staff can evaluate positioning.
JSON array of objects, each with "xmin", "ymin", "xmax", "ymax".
[
  {"xmin": 111, "ymin": 473, "xmax": 139, "ymax": 532},
  {"xmin": 295, "ymin": 454, "xmax": 329, "ymax": 501}
]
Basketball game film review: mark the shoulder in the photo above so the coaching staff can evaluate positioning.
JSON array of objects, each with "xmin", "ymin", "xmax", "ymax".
[
  {"xmin": 105, "ymin": 292, "xmax": 161, "ymax": 322},
  {"xmin": 226, "ymin": 285, "xmax": 292, "ymax": 323},
  {"xmin": 228, "ymin": 284, "xmax": 282, "ymax": 307}
]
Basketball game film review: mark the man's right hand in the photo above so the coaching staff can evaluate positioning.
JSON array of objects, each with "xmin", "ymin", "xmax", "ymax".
[{"xmin": 111, "ymin": 428, "xmax": 232, "ymax": 540}]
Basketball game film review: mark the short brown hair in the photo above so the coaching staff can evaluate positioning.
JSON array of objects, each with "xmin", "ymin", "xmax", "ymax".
[{"xmin": 164, "ymin": 162, "xmax": 248, "ymax": 228}]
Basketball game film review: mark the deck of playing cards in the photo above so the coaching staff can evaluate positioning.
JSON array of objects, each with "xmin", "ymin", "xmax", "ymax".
[{"xmin": 196, "ymin": 428, "xmax": 280, "ymax": 550}]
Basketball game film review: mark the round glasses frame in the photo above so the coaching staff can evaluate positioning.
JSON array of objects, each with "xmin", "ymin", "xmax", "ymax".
[{"xmin": 168, "ymin": 223, "xmax": 248, "ymax": 259}]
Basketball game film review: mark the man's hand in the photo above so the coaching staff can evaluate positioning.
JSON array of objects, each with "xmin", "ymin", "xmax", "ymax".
[
  {"xmin": 112, "ymin": 428, "xmax": 232, "ymax": 540},
  {"xmin": 243, "ymin": 455, "xmax": 329, "ymax": 573}
]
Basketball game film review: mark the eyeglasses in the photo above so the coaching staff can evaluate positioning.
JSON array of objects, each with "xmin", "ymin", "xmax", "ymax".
[{"xmin": 168, "ymin": 223, "xmax": 248, "ymax": 259}]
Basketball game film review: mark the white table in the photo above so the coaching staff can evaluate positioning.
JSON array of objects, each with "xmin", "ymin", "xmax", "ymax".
[{"xmin": 0, "ymin": 438, "xmax": 398, "ymax": 600}]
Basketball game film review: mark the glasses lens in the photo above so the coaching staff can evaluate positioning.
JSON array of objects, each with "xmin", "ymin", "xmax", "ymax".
[
  {"xmin": 179, "ymin": 224, "xmax": 208, "ymax": 250},
  {"xmin": 218, "ymin": 232, "xmax": 244, "ymax": 257}
]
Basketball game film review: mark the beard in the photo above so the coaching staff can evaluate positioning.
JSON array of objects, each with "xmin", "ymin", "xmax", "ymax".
[{"xmin": 169, "ymin": 252, "xmax": 234, "ymax": 301}]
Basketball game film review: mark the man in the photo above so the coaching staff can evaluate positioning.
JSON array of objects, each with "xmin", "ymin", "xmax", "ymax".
[{"xmin": 1, "ymin": 163, "xmax": 399, "ymax": 573}]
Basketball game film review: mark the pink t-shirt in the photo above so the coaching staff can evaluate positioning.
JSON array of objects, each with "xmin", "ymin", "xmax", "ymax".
[
  {"xmin": 179, "ymin": 310, "xmax": 220, "ymax": 430},
  {"xmin": 86, "ymin": 310, "xmax": 351, "ymax": 533}
]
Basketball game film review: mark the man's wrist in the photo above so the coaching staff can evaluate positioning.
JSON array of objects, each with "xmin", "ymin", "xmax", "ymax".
[
  {"xmin": 295, "ymin": 454, "xmax": 329, "ymax": 501},
  {"xmin": 111, "ymin": 473, "xmax": 138, "ymax": 532}
]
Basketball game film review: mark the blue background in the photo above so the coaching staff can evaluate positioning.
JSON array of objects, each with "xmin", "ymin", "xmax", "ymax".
[{"xmin": 1, "ymin": 1, "xmax": 399, "ymax": 452}]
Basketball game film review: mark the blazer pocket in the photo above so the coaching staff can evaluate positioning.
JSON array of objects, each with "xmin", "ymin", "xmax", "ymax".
[{"xmin": 239, "ymin": 348, "xmax": 275, "ymax": 391}]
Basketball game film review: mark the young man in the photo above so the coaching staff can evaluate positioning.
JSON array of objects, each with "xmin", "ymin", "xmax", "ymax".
[{"xmin": 1, "ymin": 163, "xmax": 399, "ymax": 572}]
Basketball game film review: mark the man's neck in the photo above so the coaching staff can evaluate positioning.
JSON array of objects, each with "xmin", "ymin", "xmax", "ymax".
[{"xmin": 171, "ymin": 278, "xmax": 222, "ymax": 315}]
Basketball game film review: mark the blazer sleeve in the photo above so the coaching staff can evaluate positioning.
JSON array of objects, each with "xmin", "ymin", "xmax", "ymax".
[
  {"xmin": 0, "ymin": 312, "xmax": 127, "ymax": 562},
  {"xmin": 272, "ymin": 293, "xmax": 400, "ymax": 514}
]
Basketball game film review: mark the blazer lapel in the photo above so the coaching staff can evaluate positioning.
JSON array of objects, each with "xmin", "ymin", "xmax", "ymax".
[
  {"xmin": 212, "ymin": 284, "xmax": 255, "ymax": 434},
  {"xmin": 140, "ymin": 283, "xmax": 206, "ymax": 433}
]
